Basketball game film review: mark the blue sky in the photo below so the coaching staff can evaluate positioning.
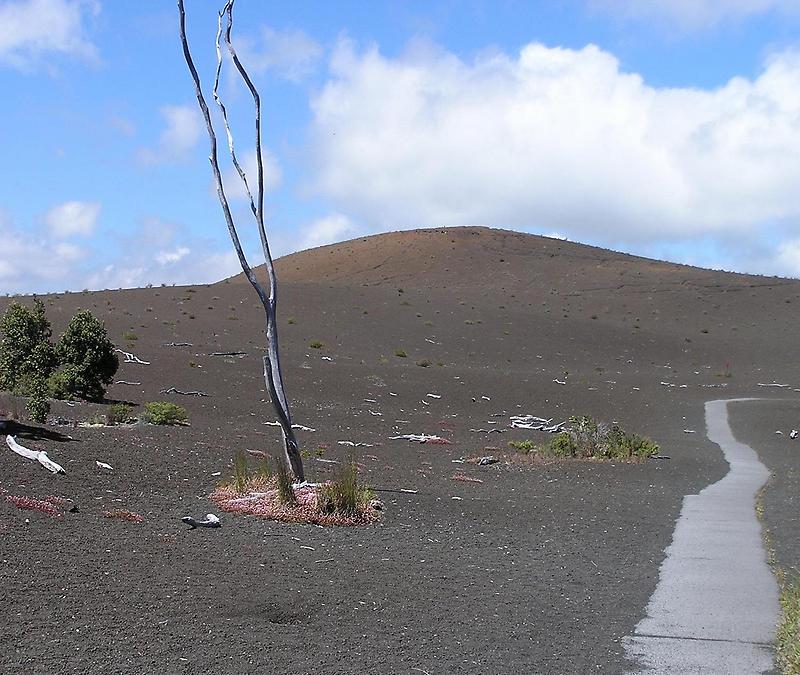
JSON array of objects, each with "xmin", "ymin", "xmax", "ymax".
[{"xmin": 2, "ymin": 0, "xmax": 800, "ymax": 294}]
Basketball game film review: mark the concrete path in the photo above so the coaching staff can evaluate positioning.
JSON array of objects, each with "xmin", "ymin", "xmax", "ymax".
[{"xmin": 623, "ymin": 398, "xmax": 780, "ymax": 673}]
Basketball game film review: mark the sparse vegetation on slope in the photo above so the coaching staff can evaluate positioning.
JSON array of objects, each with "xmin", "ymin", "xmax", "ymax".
[
  {"xmin": 509, "ymin": 416, "xmax": 659, "ymax": 462},
  {"xmin": 142, "ymin": 401, "xmax": 188, "ymax": 425}
]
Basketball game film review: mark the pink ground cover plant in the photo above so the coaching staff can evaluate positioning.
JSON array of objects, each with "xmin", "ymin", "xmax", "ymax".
[
  {"xmin": 211, "ymin": 461, "xmax": 381, "ymax": 527},
  {"xmin": 5, "ymin": 494, "xmax": 72, "ymax": 517}
]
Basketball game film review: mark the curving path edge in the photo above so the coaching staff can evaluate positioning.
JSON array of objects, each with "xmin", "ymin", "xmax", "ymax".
[{"xmin": 623, "ymin": 398, "xmax": 781, "ymax": 674}]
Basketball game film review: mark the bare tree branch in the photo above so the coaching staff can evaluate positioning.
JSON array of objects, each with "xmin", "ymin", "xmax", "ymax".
[{"xmin": 177, "ymin": 0, "xmax": 305, "ymax": 482}]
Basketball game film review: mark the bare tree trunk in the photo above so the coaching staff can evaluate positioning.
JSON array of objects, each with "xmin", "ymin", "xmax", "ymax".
[{"xmin": 177, "ymin": 0, "xmax": 305, "ymax": 482}]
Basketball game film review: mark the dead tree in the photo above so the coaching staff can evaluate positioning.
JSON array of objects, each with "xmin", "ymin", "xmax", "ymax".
[{"xmin": 178, "ymin": 0, "xmax": 305, "ymax": 482}]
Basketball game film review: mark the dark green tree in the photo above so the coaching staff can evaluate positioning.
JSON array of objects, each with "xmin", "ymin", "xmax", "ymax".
[
  {"xmin": 0, "ymin": 299, "xmax": 57, "ymax": 422},
  {"xmin": 53, "ymin": 310, "xmax": 119, "ymax": 402}
]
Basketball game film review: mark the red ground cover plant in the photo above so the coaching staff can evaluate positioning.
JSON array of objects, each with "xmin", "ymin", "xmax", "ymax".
[
  {"xmin": 6, "ymin": 495, "xmax": 72, "ymax": 518},
  {"xmin": 103, "ymin": 509, "xmax": 145, "ymax": 523}
]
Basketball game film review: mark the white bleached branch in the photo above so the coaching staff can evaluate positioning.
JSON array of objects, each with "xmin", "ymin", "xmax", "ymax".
[
  {"xmin": 6, "ymin": 435, "xmax": 65, "ymax": 474},
  {"xmin": 114, "ymin": 349, "xmax": 150, "ymax": 365}
]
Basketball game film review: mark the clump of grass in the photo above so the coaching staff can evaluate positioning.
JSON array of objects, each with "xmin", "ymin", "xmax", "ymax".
[
  {"xmin": 309, "ymin": 340, "xmax": 324, "ymax": 349},
  {"xmin": 275, "ymin": 459, "xmax": 297, "ymax": 506},
  {"xmin": 287, "ymin": 316, "xmax": 296, "ymax": 325},
  {"xmin": 777, "ymin": 575, "xmax": 800, "ymax": 674},
  {"xmin": 107, "ymin": 402, "xmax": 135, "ymax": 425},
  {"xmin": 316, "ymin": 460, "xmax": 374, "ymax": 517},
  {"xmin": 546, "ymin": 415, "xmax": 658, "ymax": 461},
  {"xmin": 416, "ymin": 359, "xmax": 432, "ymax": 367},
  {"xmin": 508, "ymin": 439, "xmax": 535, "ymax": 454},
  {"xmin": 233, "ymin": 451, "xmax": 249, "ymax": 493},
  {"xmin": 255, "ymin": 454, "xmax": 273, "ymax": 479},
  {"xmin": 142, "ymin": 401, "xmax": 188, "ymax": 426},
  {"xmin": 122, "ymin": 331, "xmax": 138, "ymax": 341},
  {"xmin": 394, "ymin": 348, "xmax": 407, "ymax": 358}
]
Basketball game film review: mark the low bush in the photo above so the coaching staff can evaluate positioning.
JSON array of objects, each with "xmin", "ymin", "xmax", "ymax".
[
  {"xmin": 309, "ymin": 340, "xmax": 324, "ymax": 349},
  {"xmin": 547, "ymin": 415, "xmax": 658, "ymax": 461},
  {"xmin": 142, "ymin": 401, "xmax": 188, "ymax": 425},
  {"xmin": 107, "ymin": 403, "xmax": 135, "ymax": 425},
  {"xmin": 508, "ymin": 439, "xmax": 535, "ymax": 454},
  {"xmin": 394, "ymin": 348, "xmax": 407, "ymax": 358}
]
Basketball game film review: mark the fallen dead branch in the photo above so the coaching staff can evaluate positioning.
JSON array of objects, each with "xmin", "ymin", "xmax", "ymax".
[
  {"xmin": 509, "ymin": 415, "xmax": 566, "ymax": 433},
  {"xmin": 209, "ymin": 351, "xmax": 247, "ymax": 357},
  {"xmin": 114, "ymin": 349, "xmax": 150, "ymax": 365},
  {"xmin": 163, "ymin": 342, "xmax": 193, "ymax": 347},
  {"xmin": 115, "ymin": 380, "xmax": 141, "ymax": 386},
  {"xmin": 389, "ymin": 434, "xmax": 452, "ymax": 444},
  {"xmin": 338, "ymin": 440, "xmax": 374, "ymax": 447},
  {"xmin": 6, "ymin": 435, "xmax": 65, "ymax": 474},
  {"xmin": 160, "ymin": 387, "xmax": 209, "ymax": 397},
  {"xmin": 265, "ymin": 421, "xmax": 315, "ymax": 432}
]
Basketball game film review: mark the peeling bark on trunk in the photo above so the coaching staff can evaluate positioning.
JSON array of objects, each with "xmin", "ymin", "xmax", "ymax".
[{"xmin": 177, "ymin": 0, "xmax": 304, "ymax": 482}]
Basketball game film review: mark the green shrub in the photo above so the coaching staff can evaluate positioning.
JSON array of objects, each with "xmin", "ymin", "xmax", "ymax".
[
  {"xmin": 107, "ymin": 403, "xmax": 135, "ymax": 425},
  {"xmin": 549, "ymin": 432, "xmax": 579, "ymax": 457},
  {"xmin": 122, "ymin": 331, "xmax": 138, "ymax": 341},
  {"xmin": 394, "ymin": 348, "xmax": 407, "ymax": 358},
  {"xmin": 142, "ymin": 401, "xmax": 188, "ymax": 425},
  {"xmin": 544, "ymin": 415, "xmax": 658, "ymax": 461},
  {"xmin": 54, "ymin": 310, "xmax": 118, "ymax": 401},
  {"xmin": 317, "ymin": 460, "xmax": 374, "ymax": 516},
  {"xmin": 309, "ymin": 340, "xmax": 324, "ymax": 349},
  {"xmin": 508, "ymin": 439, "xmax": 536, "ymax": 454}
]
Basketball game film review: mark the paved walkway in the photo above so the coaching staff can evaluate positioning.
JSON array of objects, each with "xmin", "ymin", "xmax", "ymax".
[{"xmin": 623, "ymin": 398, "xmax": 780, "ymax": 673}]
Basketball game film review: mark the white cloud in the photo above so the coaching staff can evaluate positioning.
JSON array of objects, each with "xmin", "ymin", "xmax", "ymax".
[
  {"xmin": 43, "ymin": 200, "xmax": 100, "ymax": 237},
  {"xmin": 220, "ymin": 148, "xmax": 282, "ymax": 201},
  {"xmin": 0, "ymin": 213, "xmax": 88, "ymax": 293},
  {"xmin": 82, "ymin": 217, "xmax": 241, "ymax": 290},
  {"xmin": 0, "ymin": 0, "xmax": 99, "ymax": 70},
  {"xmin": 138, "ymin": 105, "xmax": 202, "ymax": 165},
  {"xmin": 235, "ymin": 25, "xmax": 322, "ymax": 82},
  {"xmin": 773, "ymin": 239, "xmax": 800, "ymax": 278},
  {"xmin": 300, "ymin": 213, "xmax": 356, "ymax": 250},
  {"xmin": 309, "ymin": 40, "xmax": 800, "ymax": 246},
  {"xmin": 155, "ymin": 247, "xmax": 190, "ymax": 266},
  {"xmin": 589, "ymin": 0, "xmax": 799, "ymax": 30}
]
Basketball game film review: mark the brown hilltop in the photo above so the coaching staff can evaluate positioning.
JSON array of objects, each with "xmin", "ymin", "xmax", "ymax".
[{"xmin": 228, "ymin": 225, "xmax": 784, "ymax": 294}]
